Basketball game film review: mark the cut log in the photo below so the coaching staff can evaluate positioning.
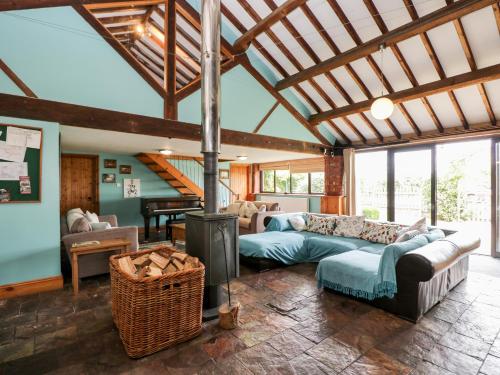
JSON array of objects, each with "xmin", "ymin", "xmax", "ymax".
[
  {"xmin": 218, "ymin": 302, "xmax": 240, "ymax": 330},
  {"xmin": 172, "ymin": 258, "xmax": 184, "ymax": 271},
  {"xmin": 147, "ymin": 265, "xmax": 162, "ymax": 277},
  {"xmin": 137, "ymin": 266, "xmax": 149, "ymax": 280},
  {"xmin": 165, "ymin": 263, "xmax": 177, "ymax": 274},
  {"xmin": 171, "ymin": 252, "xmax": 188, "ymax": 262},
  {"xmin": 150, "ymin": 252, "xmax": 169, "ymax": 269},
  {"xmin": 118, "ymin": 256, "xmax": 137, "ymax": 276},
  {"xmin": 132, "ymin": 254, "xmax": 150, "ymax": 266}
]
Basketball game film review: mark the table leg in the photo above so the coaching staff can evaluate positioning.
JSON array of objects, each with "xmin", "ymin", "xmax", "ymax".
[{"xmin": 72, "ymin": 253, "xmax": 79, "ymax": 296}]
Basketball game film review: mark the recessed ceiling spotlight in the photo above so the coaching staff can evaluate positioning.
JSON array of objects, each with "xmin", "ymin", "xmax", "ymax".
[
  {"xmin": 160, "ymin": 149, "xmax": 173, "ymax": 155},
  {"xmin": 236, "ymin": 155, "xmax": 248, "ymax": 161}
]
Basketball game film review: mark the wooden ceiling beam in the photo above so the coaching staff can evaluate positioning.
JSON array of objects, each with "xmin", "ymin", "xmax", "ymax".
[
  {"xmin": 253, "ymin": 101, "xmax": 279, "ymax": 133},
  {"xmin": 494, "ymin": 3, "xmax": 500, "ymax": 31},
  {"xmin": 85, "ymin": 1, "xmax": 163, "ymax": 10},
  {"xmin": 275, "ymin": 0, "xmax": 497, "ymax": 90},
  {"xmin": 0, "ymin": 0, "xmax": 162, "ymax": 11},
  {"xmin": 449, "ymin": 3, "xmax": 497, "ymax": 125},
  {"xmin": 233, "ymin": 0, "xmax": 307, "ymax": 53},
  {"xmin": 403, "ymin": 0, "xmax": 468, "ymax": 130},
  {"xmin": 92, "ymin": 6, "xmax": 148, "ymax": 15},
  {"xmin": 0, "ymin": 93, "xmax": 328, "ymax": 154},
  {"xmin": 163, "ymin": 0, "xmax": 176, "ymax": 119},
  {"xmin": 310, "ymin": 63, "xmax": 500, "ymax": 123},
  {"xmin": 326, "ymin": 120, "xmax": 351, "ymax": 145},
  {"xmin": 74, "ymin": 5, "xmax": 166, "ymax": 98},
  {"xmin": 0, "ymin": 59, "xmax": 37, "ymax": 98},
  {"xmin": 352, "ymin": 120, "xmax": 500, "ymax": 149}
]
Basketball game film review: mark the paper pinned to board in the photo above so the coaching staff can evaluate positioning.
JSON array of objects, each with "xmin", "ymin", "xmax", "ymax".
[
  {"xmin": 0, "ymin": 141, "xmax": 26, "ymax": 162},
  {"xmin": 6, "ymin": 126, "xmax": 41, "ymax": 149},
  {"xmin": 0, "ymin": 162, "xmax": 28, "ymax": 181}
]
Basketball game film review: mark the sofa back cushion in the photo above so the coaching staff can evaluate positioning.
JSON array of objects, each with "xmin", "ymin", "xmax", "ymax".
[
  {"xmin": 225, "ymin": 202, "xmax": 241, "ymax": 215},
  {"xmin": 360, "ymin": 221, "xmax": 403, "ymax": 244},
  {"xmin": 265, "ymin": 213, "xmax": 304, "ymax": 232},
  {"xmin": 305, "ymin": 214, "xmax": 336, "ymax": 235},
  {"xmin": 289, "ymin": 215, "xmax": 306, "ymax": 231},
  {"xmin": 332, "ymin": 215, "xmax": 365, "ymax": 238},
  {"xmin": 66, "ymin": 208, "xmax": 84, "ymax": 232},
  {"xmin": 71, "ymin": 217, "xmax": 92, "ymax": 233},
  {"xmin": 254, "ymin": 201, "xmax": 279, "ymax": 211}
]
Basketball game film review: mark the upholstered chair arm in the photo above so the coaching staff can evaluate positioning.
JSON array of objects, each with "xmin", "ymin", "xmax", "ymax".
[{"xmin": 250, "ymin": 211, "xmax": 285, "ymax": 233}]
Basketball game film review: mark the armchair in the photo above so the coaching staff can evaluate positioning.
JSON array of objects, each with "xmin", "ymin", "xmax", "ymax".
[{"xmin": 61, "ymin": 214, "xmax": 139, "ymax": 278}]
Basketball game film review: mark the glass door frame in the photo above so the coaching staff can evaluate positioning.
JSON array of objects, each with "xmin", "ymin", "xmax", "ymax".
[
  {"xmin": 387, "ymin": 144, "xmax": 436, "ymax": 225},
  {"xmin": 492, "ymin": 137, "xmax": 499, "ymax": 258}
]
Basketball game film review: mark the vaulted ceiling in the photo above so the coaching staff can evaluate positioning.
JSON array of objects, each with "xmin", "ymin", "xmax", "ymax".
[{"xmin": 2, "ymin": 0, "xmax": 499, "ymax": 148}]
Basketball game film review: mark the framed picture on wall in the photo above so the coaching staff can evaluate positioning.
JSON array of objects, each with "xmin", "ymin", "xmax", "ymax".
[
  {"xmin": 102, "ymin": 173, "xmax": 116, "ymax": 183},
  {"xmin": 119, "ymin": 165, "xmax": 132, "ymax": 174},
  {"xmin": 219, "ymin": 169, "xmax": 230, "ymax": 179},
  {"xmin": 104, "ymin": 159, "xmax": 117, "ymax": 168}
]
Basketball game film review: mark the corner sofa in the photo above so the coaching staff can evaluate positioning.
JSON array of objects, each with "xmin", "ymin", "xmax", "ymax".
[{"xmin": 239, "ymin": 213, "xmax": 480, "ymax": 322}]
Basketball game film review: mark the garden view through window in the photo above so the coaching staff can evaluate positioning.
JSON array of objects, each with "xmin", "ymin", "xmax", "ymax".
[{"xmin": 261, "ymin": 170, "xmax": 325, "ymax": 194}]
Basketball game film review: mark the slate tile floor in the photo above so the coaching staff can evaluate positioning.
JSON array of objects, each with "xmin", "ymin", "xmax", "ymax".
[{"xmin": 2, "ymin": 256, "xmax": 500, "ymax": 374}]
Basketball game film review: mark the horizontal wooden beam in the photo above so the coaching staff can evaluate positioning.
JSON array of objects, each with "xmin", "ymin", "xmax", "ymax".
[
  {"xmin": 310, "ymin": 63, "xmax": 500, "ymax": 124},
  {"xmin": 353, "ymin": 121, "xmax": 500, "ymax": 149},
  {"xmin": 275, "ymin": 0, "xmax": 497, "ymax": 90},
  {"xmin": 0, "ymin": 93, "xmax": 328, "ymax": 154},
  {"xmin": 233, "ymin": 0, "xmax": 307, "ymax": 52},
  {"xmin": 0, "ymin": 0, "xmax": 162, "ymax": 11}
]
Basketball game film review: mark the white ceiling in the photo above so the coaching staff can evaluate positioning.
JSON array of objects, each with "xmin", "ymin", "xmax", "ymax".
[{"xmin": 60, "ymin": 125, "xmax": 319, "ymax": 163}]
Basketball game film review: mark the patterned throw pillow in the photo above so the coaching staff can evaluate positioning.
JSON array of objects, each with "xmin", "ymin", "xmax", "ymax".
[
  {"xmin": 332, "ymin": 215, "xmax": 365, "ymax": 238},
  {"xmin": 360, "ymin": 221, "xmax": 403, "ymax": 244},
  {"xmin": 305, "ymin": 214, "xmax": 336, "ymax": 235},
  {"xmin": 71, "ymin": 217, "xmax": 92, "ymax": 233}
]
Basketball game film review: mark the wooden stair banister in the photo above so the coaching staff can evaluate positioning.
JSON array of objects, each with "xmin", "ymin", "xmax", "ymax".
[
  {"xmin": 192, "ymin": 158, "xmax": 239, "ymax": 202},
  {"xmin": 136, "ymin": 153, "xmax": 204, "ymax": 198}
]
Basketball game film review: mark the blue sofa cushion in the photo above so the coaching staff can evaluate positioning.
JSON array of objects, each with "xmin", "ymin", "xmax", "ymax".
[
  {"xmin": 316, "ymin": 251, "xmax": 382, "ymax": 300},
  {"xmin": 357, "ymin": 243, "xmax": 386, "ymax": 255},
  {"xmin": 239, "ymin": 231, "xmax": 320, "ymax": 265},
  {"xmin": 265, "ymin": 213, "xmax": 305, "ymax": 232},
  {"xmin": 306, "ymin": 236, "xmax": 375, "ymax": 262}
]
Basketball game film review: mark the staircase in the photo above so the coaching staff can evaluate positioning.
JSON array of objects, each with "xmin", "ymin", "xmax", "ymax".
[
  {"xmin": 136, "ymin": 153, "xmax": 238, "ymax": 207},
  {"xmin": 136, "ymin": 153, "xmax": 204, "ymax": 198}
]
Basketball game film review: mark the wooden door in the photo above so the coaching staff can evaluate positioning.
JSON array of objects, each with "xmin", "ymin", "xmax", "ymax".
[
  {"xmin": 60, "ymin": 154, "xmax": 99, "ymax": 215},
  {"xmin": 230, "ymin": 164, "xmax": 250, "ymax": 201}
]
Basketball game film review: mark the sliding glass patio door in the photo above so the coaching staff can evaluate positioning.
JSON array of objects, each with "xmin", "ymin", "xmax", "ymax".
[
  {"xmin": 392, "ymin": 148, "xmax": 432, "ymax": 225},
  {"xmin": 495, "ymin": 140, "xmax": 500, "ymax": 256}
]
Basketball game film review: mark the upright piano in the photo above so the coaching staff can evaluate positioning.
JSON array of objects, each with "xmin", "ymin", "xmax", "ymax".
[{"xmin": 140, "ymin": 196, "xmax": 203, "ymax": 241}]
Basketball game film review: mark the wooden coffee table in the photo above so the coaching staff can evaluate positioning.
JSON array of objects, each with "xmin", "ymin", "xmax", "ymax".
[
  {"xmin": 170, "ymin": 223, "xmax": 186, "ymax": 246},
  {"xmin": 70, "ymin": 239, "xmax": 131, "ymax": 296}
]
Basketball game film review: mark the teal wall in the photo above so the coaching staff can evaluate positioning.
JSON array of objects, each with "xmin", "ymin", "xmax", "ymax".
[
  {"xmin": 0, "ymin": 117, "xmax": 61, "ymax": 285},
  {"xmin": 256, "ymin": 194, "xmax": 321, "ymax": 214}
]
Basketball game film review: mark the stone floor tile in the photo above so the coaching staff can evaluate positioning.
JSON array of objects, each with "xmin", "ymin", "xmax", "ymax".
[
  {"xmin": 439, "ymin": 330, "xmax": 491, "ymax": 360},
  {"xmin": 480, "ymin": 354, "xmax": 500, "ymax": 375},
  {"xmin": 34, "ymin": 326, "xmax": 78, "ymax": 354},
  {"xmin": 427, "ymin": 298, "xmax": 468, "ymax": 324},
  {"xmin": 490, "ymin": 337, "xmax": 500, "ymax": 358},
  {"xmin": 412, "ymin": 360, "xmax": 454, "ymax": 375},
  {"xmin": 201, "ymin": 332, "xmax": 247, "ymax": 362},
  {"xmin": 425, "ymin": 344, "xmax": 483, "ymax": 375},
  {"xmin": 231, "ymin": 320, "xmax": 279, "ymax": 347},
  {"xmin": 306, "ymin": 337, "xmax": 361, "ymax": 373},
  {"xmin": 291, "ymin": 318, "xmax": 337, "ymax": 344},
  {"xmin": 267, "ymin": 329, "xmax": 315, "ymax": 359},
  {"xmin": 453, "ymin": 317, "xmax": 500, "ymax": 345},
  {"xmin": 287, "ymin": 353, "xmax": 330, "ymax": 375},
  {"xmin": 0, "ymin": 337, "xmax": 34, "ymax": 363},
  {"xmin": 235, "ymin": 342, "xmax": 289, "ymax": 375},
  {"xmin": 212, "ymin": 356, "xmax": 253, "ymax": 375},
  {"xmin": 0, "ymin": 326, "xmax": 14, "ymax": 346},
  {"xmin": 342, "ymin": 348, "xmax": 411, "ymax": 375}
]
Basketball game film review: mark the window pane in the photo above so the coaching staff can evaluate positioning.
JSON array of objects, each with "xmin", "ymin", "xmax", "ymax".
[
  {"xmin": 275, "ymin": 170, "xmax": 290, "ymax": 193},
  {"xmin": 394, "ymin": 149, "xmax": 431, "ymax": 225},
  {"xmin": 310, "ymin": 172, "xmax": 325, "ymax": 194},
  {"xmin": 262, "ymin": 170, "xmax": 275, "ymax": 192},
  {"xmin": 437, "ymin": 140, "xmax": 491, "ymax": 255},
  {"xmin": 291, "ymin": 173, "xmax": 308, "ymax": 193},
  {"xmin": 355, "ymin": 151, "xmax": 387, "ymax": 221}
]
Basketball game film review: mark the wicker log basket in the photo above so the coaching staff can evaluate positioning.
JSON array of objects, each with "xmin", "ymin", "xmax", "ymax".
[{"xmin": 110, "ymin": 246, "xmax": 205, "ymax": 358}]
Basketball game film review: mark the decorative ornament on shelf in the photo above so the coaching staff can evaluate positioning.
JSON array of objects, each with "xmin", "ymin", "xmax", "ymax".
[{"xmin": 370, "ymin": 43, "xmax": 394, "ymax": 121}]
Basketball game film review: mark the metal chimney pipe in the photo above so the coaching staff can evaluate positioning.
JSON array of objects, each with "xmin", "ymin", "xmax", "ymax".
[{"xmin": 201, "ymin": 0, "xmax": 221, "ymax": 214}]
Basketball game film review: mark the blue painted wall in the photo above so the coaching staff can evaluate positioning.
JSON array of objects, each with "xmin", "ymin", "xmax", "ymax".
[{"xmin": 0, "ymin": 117, "xmax": 61, "ymax": 285}]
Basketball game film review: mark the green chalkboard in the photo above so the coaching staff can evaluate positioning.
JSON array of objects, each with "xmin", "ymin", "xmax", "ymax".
[{"xmin": 0, "ymin": 124, "xmax": 42, "ymax": 203}]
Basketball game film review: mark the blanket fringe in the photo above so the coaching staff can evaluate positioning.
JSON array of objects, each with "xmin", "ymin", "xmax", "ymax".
[{"xmin": 318, "ymin": 279, "xmax": 397, "ymax": 301}]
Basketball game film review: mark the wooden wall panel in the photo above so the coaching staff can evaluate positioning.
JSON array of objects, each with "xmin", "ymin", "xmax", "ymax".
[{"xmin": 230, "ymin": 164, "xmax": 250, "ymax": 201}]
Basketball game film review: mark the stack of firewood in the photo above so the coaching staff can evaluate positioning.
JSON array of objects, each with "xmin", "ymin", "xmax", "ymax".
[{"xmin": 118, "ymin": 250, "xmax": 200, "ymax": 279}]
